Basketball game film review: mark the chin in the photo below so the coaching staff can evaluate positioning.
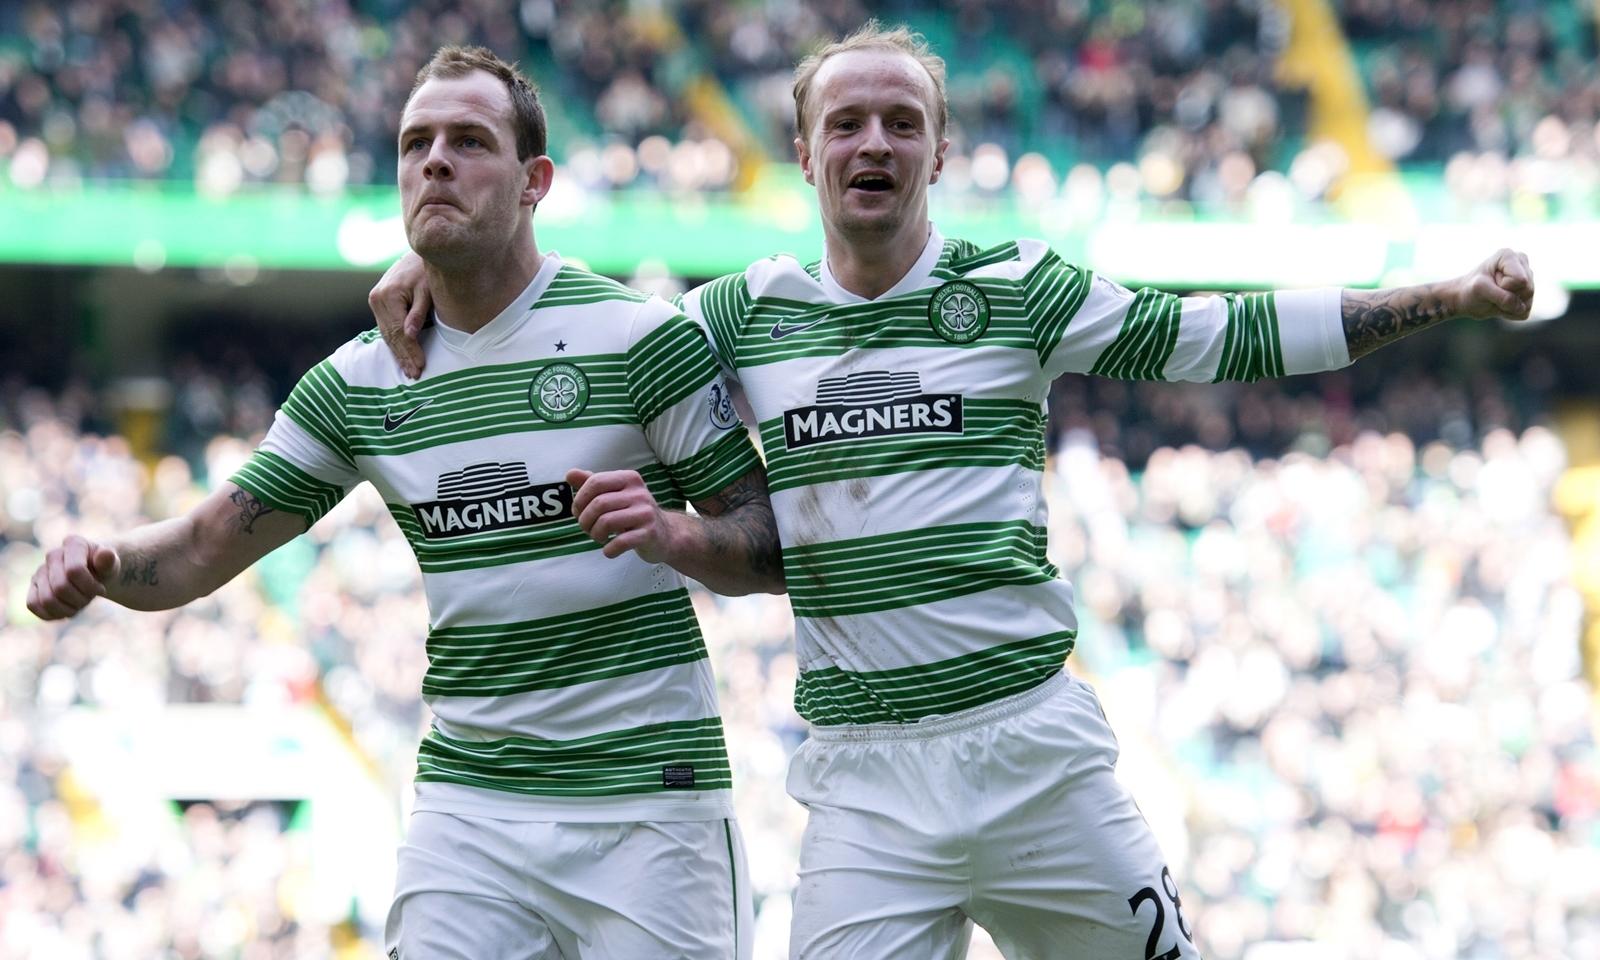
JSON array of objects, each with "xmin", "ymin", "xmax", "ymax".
[
  {"xmin": 408, "ymin": 225, "xmax": 474, "ymax": 268},
  {"xmin": 832, "ymin": 209, "xmax": 904, "ymax": 240}
]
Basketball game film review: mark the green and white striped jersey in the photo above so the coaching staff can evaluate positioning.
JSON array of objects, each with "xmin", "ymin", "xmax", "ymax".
[
  {"xmin": 680, "ymin": 228, "xmax": 1347, "ymax": 726},
  {"xmin": 232, "ymin": 254, "xmax": 763, "ymax": 821}
]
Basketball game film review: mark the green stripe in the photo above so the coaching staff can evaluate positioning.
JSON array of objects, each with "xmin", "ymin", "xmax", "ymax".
[
  {"xmin": 731, "ymin": 285, "xmax": 1038, "ymax": 368},
  {"xmin": 724, "ymin": 820, "xmax": 739, "ymax": 956},
  {"xmin": 637, "ymin": 461, "xmax": 687, "ymax": 510},
  {"xmin": 423, "ymin": 590, "xmax": 707, "ymax": 697},
  {"xmin": 794, "ymin": 632, "xmax": 1075, "ymax": 725},
  {"xmin": 784, "ymin": 520, "xmax": 1056, "ymax": 619},
  {"xmin": 229, "ymin": 450, "xmax": 344, "ymax": 525},
  {"xmin": 1026, "ymin": 256, "xmax": 1093, "ymax": 368},
  {"xmin": 1213, "ymin": 292, "xmax": 1285, "ymax": 382},
  {"xmin": 628, "ymin": 314, "xmax": 722, "ymax": 426},
  {"xmin": 390, "ymin": 506, "xmax": 600, "ymax": 574},
  {"xmin": 759, "ymin": 399, "xmax": 1044, "ymax": 494},
  {"xmin": 1088, "ymin": 287, "xmax": 1183, "ymax": 380},
  {"xmin": 669, "ymin": 429, "xmax": 764, "ymax": 502},
  {"xmin": 949, "ymin": 239, "xmax": 1020, "ymax": 273},
  {"xmin": 280, "ymin": 360, "xmax": 354, "ymax": 467},
  {"xmin": 688, "ymin": 271, "xmax": 751, "ymax": 371},
  {"xmin": 343, "ymin": 355, "xmax": 633, "ymax": 456},
  {"xmin": 416, "ymin": 717, "xmax": 732, "ymax": 797},
  {"xmin": 536, "ymin": 267, "xmax": 649, "ymax": 307}
]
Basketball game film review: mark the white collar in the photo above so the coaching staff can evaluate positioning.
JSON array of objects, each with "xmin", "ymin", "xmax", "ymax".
[
  {"xmin": 819, "ymin": 225, "xmax": 945, "ymax": 303},
  {"xmin": 432, "ymin": 252, "xmax": 564, "ymax": 358}
]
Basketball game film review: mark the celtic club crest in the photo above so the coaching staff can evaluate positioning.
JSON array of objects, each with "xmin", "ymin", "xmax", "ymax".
[
  {"xmin": 528, "ymin": 362, "xmax": 590, "ymax": 422},
  {"xmin": 928, "ymin": 280, "xmax": 990, "ymax": 344}
]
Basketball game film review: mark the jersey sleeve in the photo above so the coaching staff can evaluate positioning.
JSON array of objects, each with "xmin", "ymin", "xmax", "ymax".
[
  {"xmin": 626, "ymin": 299, "xmax": 763, "ymax": 503},
  {"xmin": 229, "ymin": 358, "xmax": 361, "ymax": 526},
  {"xmin": 1026, "ymin": 245, "xmax": 1350, "ymax": 382},
  {"xmin": 676, "ymin": 271, "xmax": 751, "ymax": 382}
]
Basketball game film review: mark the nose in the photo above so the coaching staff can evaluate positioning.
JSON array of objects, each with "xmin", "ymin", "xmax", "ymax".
[
  {"xmin": 857, "ymin": 117, "xmax": 892, "ymax": 158},
  {"xmin": 423, "ymin": 141, "xmax": 453, "ymax": 181}
]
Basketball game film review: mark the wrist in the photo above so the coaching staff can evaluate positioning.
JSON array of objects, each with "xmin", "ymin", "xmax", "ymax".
[
  {"xmin": 1444, "ymin": 276, "xmax": 1474, "ymax": 320},
  {"xmin": 654, "ymin": 508, "xmax": 697, "ymax": 568}
]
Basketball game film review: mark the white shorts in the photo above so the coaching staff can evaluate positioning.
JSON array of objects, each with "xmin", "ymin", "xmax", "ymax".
[
  {"xmin": 385, "ymin": 812, "xmax": 753, "ymax": 960},
  {"xmin": 786, "ymin": 670, "xmax": 1201, "ymax": 960}
]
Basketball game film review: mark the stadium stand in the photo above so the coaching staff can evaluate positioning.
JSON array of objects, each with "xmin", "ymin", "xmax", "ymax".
[{"xmin": 0, "ymin": 0, "xmax": 1595, "ymax": 205}]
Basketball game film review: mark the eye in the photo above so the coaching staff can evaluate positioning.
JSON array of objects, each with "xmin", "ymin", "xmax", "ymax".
[
  {"xmin": 462, "ymin": 136, "xmax": 484, "ymax": 149},
  {"xmin": 406, "ymin": 138, "xmax": 428, "ymax": 152}
]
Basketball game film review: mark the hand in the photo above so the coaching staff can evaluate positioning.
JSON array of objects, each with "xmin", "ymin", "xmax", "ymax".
[
  {"xmin": 567, "ymin": 469, "xmax": 680, "ymax": 564},
  {"xmin": 1454, "ymin": 248, "xmax": 1534, "ymax": 322},
  {"xmin": 27, "ymin": 535, "xmax": 117, "ymax": 620},
  {"xmin": 369, "ymin": 251, "xmax": 431, "ymax": 379}
]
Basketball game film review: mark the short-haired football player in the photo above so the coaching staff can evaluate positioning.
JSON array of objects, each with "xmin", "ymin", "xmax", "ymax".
[{"xmin": 31, "ymin": 45, "xmax": 783, "ymax": 960}]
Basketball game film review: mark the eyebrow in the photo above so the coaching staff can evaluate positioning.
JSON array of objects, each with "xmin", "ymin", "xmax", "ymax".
[{"xmin": 398, "ymin": 119, "xmax": 499, "ymax": 144}]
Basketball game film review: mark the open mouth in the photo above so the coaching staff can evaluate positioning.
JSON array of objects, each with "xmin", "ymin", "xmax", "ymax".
[{"xmin": 848, "ymin": 173, "xmax": 894, "ymax": 193}]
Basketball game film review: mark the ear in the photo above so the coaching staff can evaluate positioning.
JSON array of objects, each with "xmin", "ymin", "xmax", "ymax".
[
  {"xmin": 522, "ymin": 155, "xmax": 555, "ymax": 208},
  {"xmin": 929, "ymin": 137, "xmax": 950, "ymax": 185},
  {"xmin": 795, "ymin": 137, "xmax": 815, "ymax": 186}
]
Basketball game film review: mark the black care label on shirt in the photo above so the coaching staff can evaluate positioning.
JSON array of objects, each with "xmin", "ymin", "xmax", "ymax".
[{"xmin": 662, "ymin": 765, "xmax": 696, "ymax": 789}]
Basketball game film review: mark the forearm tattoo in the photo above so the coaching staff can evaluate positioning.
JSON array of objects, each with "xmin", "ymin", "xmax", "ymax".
[
  {"xmin": 1341, "ymin": 283, "xmax": 1458, "ymax": 361},
  {"xmin": 229, "ymin": 488, "xmax": 276, "ymax": 534},
  {"xmin": 120, "ymin": 553, "xmax": 159, "ymax": 587},
  {"xmin": 696, "ymin": 468, "xmax": 785, "ymax": 584}
]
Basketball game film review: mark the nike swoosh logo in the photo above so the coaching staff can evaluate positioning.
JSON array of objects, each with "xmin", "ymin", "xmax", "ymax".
[
  {"xmin": 770, "ymin": 316, "xmax": 829, "ymax": 340},
  {"xmin": 383, "ymin": 399, "xmax": 434, "ymax": 432}
]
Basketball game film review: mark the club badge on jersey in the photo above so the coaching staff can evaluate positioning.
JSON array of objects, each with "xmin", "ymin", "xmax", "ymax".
[
  {"xmin": 928, "ymin": 280, "xmax": 991, "ymax": 344},
  {"xmin": 529, "ymin": 362, "xmax": 590, "ymax": 422}
]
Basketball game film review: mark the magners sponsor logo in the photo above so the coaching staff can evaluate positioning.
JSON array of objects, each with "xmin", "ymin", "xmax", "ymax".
[
  {"xmin": 412, "ymin": 461, "xmax": 572, "ymax": 540},
  {"xmin": 783, "ymin": 371, "xmax": 962, "ymax": 451}
]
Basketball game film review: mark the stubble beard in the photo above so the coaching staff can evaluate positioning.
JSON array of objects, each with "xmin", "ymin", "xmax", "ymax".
[
  {"xmin": 830, "ymin": 192, "xmax": 905, "ymax": 247},
  {"xmin": 407, "ymin": 196, "xmax": 517, "ymax": 274}
]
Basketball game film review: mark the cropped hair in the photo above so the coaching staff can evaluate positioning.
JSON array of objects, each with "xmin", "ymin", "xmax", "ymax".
[
  {"xmin": 792, "ymin": 22, "xmax": 948, "ymax": 142},
  {"xmin": 410, "ymin": 46, "xmax": 547, "ymax": 161}
]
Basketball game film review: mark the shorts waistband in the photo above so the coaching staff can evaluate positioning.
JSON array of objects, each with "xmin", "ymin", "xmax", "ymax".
[{"xmin": 807, "ymin": 670, "xmax": 1072, "ymax": 743}]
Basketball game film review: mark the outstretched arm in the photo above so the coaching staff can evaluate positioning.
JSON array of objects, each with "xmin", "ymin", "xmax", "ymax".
[
  {"xmin": 1342, "ymin": 248, "xmax": 1534, "ymax": 360},
  {"xmin": 27, "ymin": 483, "xmax": 307, "ymax": 619},
  {"xmin": 568, "ymin": 465, "xmax": 784, "ymax": 596}
]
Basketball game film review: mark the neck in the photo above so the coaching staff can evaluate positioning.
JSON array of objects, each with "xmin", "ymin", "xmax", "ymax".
[
  {"xmin": 823, "ymin": 215, "xmax": 931, "ymax": 300},
  {"xmin": 429, "ymin": 231, "xmax": 544, "ymax": 334}
]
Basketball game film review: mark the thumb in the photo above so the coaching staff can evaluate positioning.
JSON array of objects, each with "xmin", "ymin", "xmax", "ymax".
[
  {"xmin": 565, "ymin": 468, "xmax": 593, "ymax": 490},
  {"xmin": 91, "ymin": 545, "xmax": 118, "ymax": 583}
]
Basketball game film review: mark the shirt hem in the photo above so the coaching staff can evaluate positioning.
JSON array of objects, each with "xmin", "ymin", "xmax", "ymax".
[{"xmin": 411, "ymin": 783, "xmax": 736, "ymax": 823}]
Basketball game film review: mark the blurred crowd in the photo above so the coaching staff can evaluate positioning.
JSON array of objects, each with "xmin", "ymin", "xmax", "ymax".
[
  {"xmin": 1050, "ymin": 424, "xmax": 1592, "ymax": 959},
  {"xmin": 0, "ymin": 0, "xmax": 1596, "ymax": 213},
  {"xmin": 0, "ymin": 354, "xmax": 1594, "ymax": 957}
]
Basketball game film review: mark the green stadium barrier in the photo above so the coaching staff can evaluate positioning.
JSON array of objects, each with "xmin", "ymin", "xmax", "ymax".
[{"xmin": 1, "ymin": 170, "xmax": 1597, "ymax": 289}]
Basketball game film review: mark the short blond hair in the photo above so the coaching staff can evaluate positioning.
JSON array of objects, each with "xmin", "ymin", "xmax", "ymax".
[{"xmin": 792, "ymin": 22, "xmax": 949, "ymax": 143}]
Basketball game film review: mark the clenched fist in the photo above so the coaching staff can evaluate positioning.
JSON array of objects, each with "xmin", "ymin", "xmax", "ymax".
[
  {"xmin": 27, "ymin": 535, "xmax": 118, "ymax": 620},
  {"xmin": 1454, "ymin": 248, "xmax": 1535, "ymax": 322}
]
